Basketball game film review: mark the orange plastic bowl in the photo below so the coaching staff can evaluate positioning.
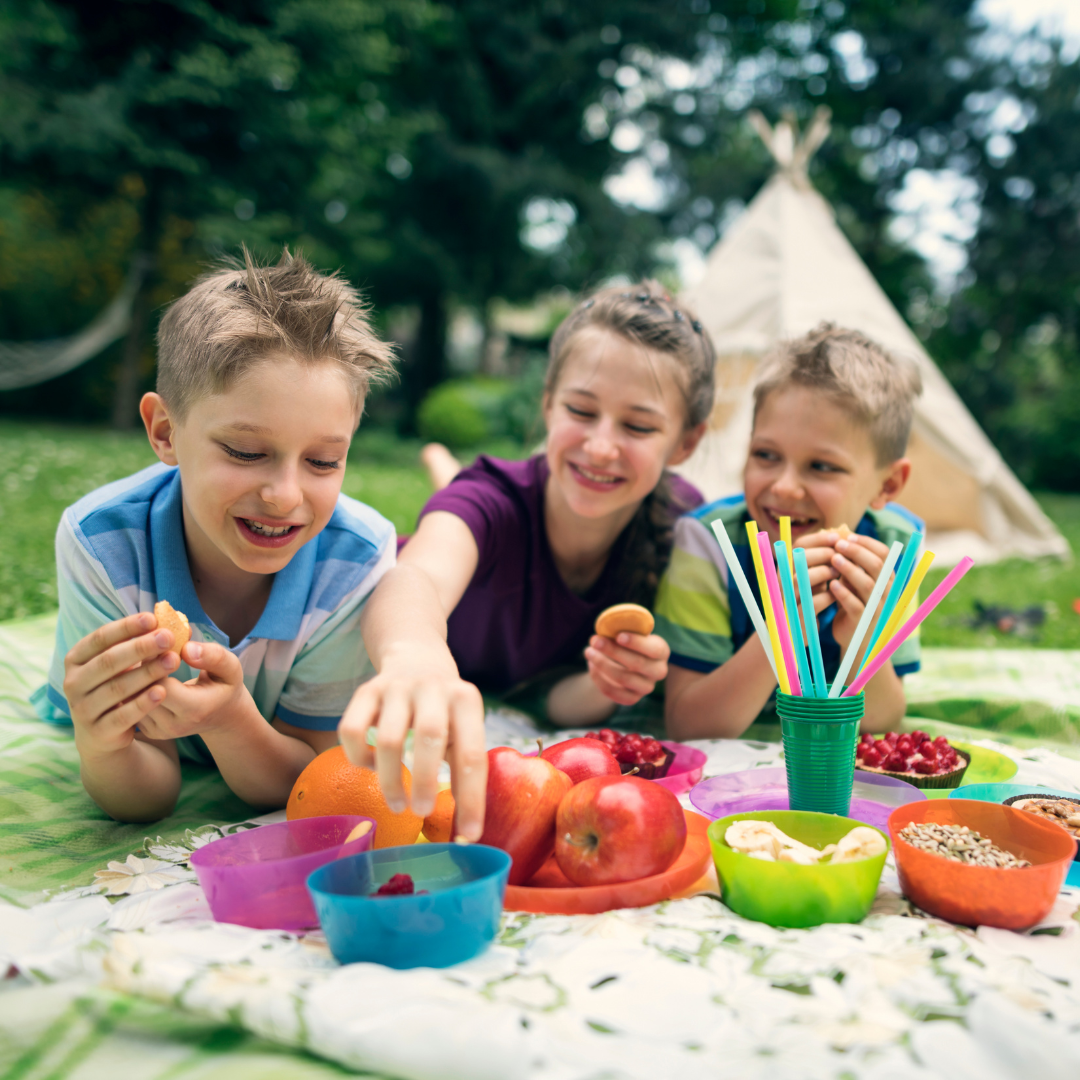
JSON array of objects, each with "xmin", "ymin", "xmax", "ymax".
[{"xmin": 888, "ymin": 800, "xmax": 1075, "ymax": 929}]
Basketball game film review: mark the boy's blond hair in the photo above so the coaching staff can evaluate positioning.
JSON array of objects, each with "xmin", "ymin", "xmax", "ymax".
[
  {"xmin": 156, "ymin": 248, "xmax": 396, "ymax": 419},
  {"xmin": 752, "ymin": 323, "xmax": 923, "ymax": 464}
]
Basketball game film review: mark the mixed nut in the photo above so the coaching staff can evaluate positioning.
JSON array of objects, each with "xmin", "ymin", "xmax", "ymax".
[{"xmin": 898, "ymin": 822, "xmax": 1031, "ymax": 869}]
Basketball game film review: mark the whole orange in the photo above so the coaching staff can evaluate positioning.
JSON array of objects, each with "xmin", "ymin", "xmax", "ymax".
[
  {"xmin": 422, "ymin": 788, "xmax": 456, "ymax": 843},
  {"xmin": 286, "ymin": 746, "xmax": 422, "ymax": 849}
]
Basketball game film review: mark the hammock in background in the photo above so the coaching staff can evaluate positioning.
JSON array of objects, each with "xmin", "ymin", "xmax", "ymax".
[{"xmin": 0, "ymin": 256, "xmax": 148, "ymax": 391}]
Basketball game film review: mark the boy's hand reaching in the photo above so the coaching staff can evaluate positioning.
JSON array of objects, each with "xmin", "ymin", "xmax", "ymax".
[
  {"xmin": 585, "ymin": 632, "xmax": 669, "ymax": 706},
  {"xmin": 64, "ymin": 612, "xmax": 183, "ymax": 757}
]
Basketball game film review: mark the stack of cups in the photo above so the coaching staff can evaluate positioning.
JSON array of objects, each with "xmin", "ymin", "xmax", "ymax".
[{"xmin": 776, "ymin": 689, "xmax": 866, "ymax": 816}]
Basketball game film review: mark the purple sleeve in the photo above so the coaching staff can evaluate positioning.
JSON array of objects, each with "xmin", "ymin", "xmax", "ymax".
[{"xmin": 669, "ymin": 473, "xmax": 703, "ymax": 512}]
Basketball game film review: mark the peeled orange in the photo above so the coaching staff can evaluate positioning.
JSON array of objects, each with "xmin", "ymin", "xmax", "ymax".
[
  {"xmin": 286, "ymin": 746, "xmax": 422, "ymax": 849},
  {"xmin": 422, "ymin": 788, "xmax": 456, "ymax": 843}
]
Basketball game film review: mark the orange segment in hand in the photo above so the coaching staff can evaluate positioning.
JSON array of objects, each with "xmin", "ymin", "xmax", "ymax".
[{"xmin": 422, "ymin": 788, "xmax": 456, "ymax": 843}]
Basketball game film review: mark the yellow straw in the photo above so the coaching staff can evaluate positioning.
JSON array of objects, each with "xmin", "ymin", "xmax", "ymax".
[
  {"xmin": 863, "ymin": 549, "xmax": 935, "ymax": 667},
  {"xmin": 746, "ymin": 521, "xmax": 790, "ymax": 694},
  {"xmin": 780, "ymin": 516, "xmax": 794, "ymax": 577}
]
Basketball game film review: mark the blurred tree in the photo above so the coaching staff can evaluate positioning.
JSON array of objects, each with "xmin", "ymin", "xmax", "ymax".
[
  {"xmin": 0, "ymin": 0, "xmax": 427, "ymax": 425},
  {"xmin": 926, "ymin": 34, "xmax": 1080, "ymax": 490}
]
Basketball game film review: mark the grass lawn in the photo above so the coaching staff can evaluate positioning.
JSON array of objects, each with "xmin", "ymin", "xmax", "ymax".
[{"xmin": 2, "ymin": 418, "xmax": 1078, "ymax": 648}]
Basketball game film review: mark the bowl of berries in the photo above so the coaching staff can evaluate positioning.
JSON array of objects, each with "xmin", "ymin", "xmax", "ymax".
[
  {"xmin": 856, "ymin": 730, "xmax": 969, "ymax": 789},
  {"xmin": 306, "ymin": 843, "xmax": 512, "ymax": 968},
  {"xmin": 583, "ymin": 729, "xmax": 707, "ymax": 795}
]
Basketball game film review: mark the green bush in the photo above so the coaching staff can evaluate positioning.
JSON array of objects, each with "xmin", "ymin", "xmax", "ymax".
[{"xmin": 416, "ymin": 381, "xmax": 491, "ymax": 448}]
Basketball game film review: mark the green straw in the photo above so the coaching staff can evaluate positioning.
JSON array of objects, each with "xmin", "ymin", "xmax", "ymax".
[
  {"xmin": 828, "ymin": 540, "xmax": 903, "ymax": 698},
  {"xmin": 793, "ymin": 547, "xmax": 827, "ymax": 698},
  {"xmin": 858, "ymin": 533, "xmax": 920, "ymax": 672},
  {"xmin": 775, "ymin": 540, "xmax": 816, "ymax": 697}
]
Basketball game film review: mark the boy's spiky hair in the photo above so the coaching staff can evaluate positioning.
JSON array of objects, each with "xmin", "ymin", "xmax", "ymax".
[
  {"xmin": 752, "ymin": 323, "xmax": 923, "ymax": 464},
  {"xmin": 156, "ymin": 247, "xmax": 396, "ymax": 419}
]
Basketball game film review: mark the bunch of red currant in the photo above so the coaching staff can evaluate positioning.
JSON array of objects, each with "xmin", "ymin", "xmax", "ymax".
[
  {"xmin": 585, "ymin": 729, "xmax": 669, "ymax": 768},
  {"xmin": 856, "ymin": 730, "xmax": 961, "ymax": 776}
]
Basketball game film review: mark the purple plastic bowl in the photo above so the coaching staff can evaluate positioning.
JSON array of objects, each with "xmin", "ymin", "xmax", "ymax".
[
  {"xmin": 655, "ymin": 741, "xmax": 708, "ymax": 795},
  {"xmin": 689, "ymin": 767, "xmax": 925, "ymax": 833},
  {"xmin": 190, "ymin": 815, "xmax": 376, "ymax": 930}
]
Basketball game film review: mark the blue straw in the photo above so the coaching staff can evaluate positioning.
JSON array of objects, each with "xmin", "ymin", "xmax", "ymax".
[
  {"xmin": 859, "ymin": 533, "xmax": 921, "ymax": 670},
  {"xmin": 775, "ymin": 541, "xmax": 816, "ymax": 697},
  {"xmin": 793, "ymin": 547, "xmax": 827, "ymax": 698}
]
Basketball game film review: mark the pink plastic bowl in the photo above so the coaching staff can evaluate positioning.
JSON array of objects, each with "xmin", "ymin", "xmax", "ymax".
[{"xmin": 190, "ymin": 815, "xmax": 376, "ymax": 930}]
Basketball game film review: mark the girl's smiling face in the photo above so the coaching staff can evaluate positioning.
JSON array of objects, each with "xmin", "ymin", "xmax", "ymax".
[
  {"xmin": 745, "ymin": 385, "xmax": 909, "ymax": 545},
  {"xmin": 143, "ymin": 357, "xmax": 359, "ymax": 581},
  {"xmin": 542, "ymin": 326, "xmax": 703, "ymax": 521}
]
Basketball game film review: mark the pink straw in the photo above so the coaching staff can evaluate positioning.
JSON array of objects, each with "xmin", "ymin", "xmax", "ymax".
[
  {"xmin": 756, "ymin": 531, "xmax": 801, "ymax": 696},
  {"xmin": 843, "ymin": 557, "xmax": 974, "ymax": 697}
]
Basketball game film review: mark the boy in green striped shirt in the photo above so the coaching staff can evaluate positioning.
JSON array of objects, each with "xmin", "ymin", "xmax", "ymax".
[{"xmin": 657, "ymin": 325, "xmax": 924, "ymax": 738}]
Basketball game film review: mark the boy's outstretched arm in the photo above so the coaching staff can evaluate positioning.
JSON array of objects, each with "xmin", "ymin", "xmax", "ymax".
[
  {"xmin": 64, "ymin": 612, "xmax": 184, "ymax": 821},
  {"xmin": 341, "ymin": 511, "xmax": 488, "ymax": 841}
]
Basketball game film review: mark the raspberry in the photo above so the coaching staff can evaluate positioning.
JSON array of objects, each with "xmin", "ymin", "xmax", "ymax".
[{"xmin": 373, "ymin": 873, "xmax": 415, "ymax": 897}]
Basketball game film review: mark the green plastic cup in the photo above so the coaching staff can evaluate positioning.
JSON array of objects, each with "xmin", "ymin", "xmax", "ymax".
[{"xmin": 777, "ymin": 689, "xmax": 865, "ymax": 816}]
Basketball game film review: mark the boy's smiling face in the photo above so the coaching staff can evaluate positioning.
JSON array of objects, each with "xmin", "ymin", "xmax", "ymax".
[
  {"xmin": 143, "ymin": 356, "xmax": 359, "ymax": 581},
  {"xmin": 744, "ymin": 385, "xmax": 909, "ymax": 545}
]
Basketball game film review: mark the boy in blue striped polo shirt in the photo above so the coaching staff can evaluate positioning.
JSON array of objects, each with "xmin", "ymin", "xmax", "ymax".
[
  {"xmin": 36, "ymin": 251, "xmax": 407, "ymax": 822},
  {"xmin": 657, "ymin": 324, "xmax": 924, "ymax": 738}
]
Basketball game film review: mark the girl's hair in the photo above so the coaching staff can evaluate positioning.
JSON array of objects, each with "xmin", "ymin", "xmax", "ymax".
[{"xmin": 546, "ymin": 281, "xmax": 717, "ymax": 608}]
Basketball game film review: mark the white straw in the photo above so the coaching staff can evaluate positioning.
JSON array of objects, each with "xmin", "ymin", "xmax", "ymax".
[
  {"xmin": 828, "ymin": 540, "xmax": 902, "ymax": 698},
  {"xmin": 710, "ymin": 520, "xmax": 778, "ymax": 680}
]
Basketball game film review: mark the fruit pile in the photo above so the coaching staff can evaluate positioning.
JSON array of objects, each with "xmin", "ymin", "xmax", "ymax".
[
  {"xmin": 584, "ymin": 729, "xmax": 674, "ymax": 779},
  {"xmin": 480, "ymin": 738, "xmax": 687, "ymax": 888},
  {"xmin": 856, "ymin": 730, "xmax": 963, "ymax": 777},
  {"xmin": 372, "ymin": 873, "xmax": 428, "ymax": 897}
]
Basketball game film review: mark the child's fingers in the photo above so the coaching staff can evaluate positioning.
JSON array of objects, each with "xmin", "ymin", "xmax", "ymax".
[
  {"xmin": 837, "ymin": 533, "xmax": 890, "ymax": 560},
  {"xmin": 65, "ymin": 612, "xmax": 156, "ymax": 668},
  {"xmin": 180, "ymin": 640, "xmax": 241, "ymax": 683},
  {"xmin": 78, "ymin": 649, "xmax": 179, "ymax": 722},
  {"xmin": 586, "ymin": 651, "xmax": 655, "ymax": 697},
  {"xmin": 590, "ymin": 666, "xmax": 642, "ymax": 705},
  {"xmin": 446, "ymin": 682, "xmax": 487, "ymax": 841},
  {"xmin": 65, "ymin": 626, "xmax": 173, "ymax": 704},
  {"xmin": 830, "ymin": 550, "xmax": 877, "ymax": 604},
  {"xmin": 794, "ymin": 530, "xmax": 839, "ymax": 551},
  {"xmin": 834, "ymin": 538, "xmax": 887, "ymax": 579},
  {"xmin": 611, "ymin": 632, "xmax": 669, "ymax": 661},
  {"xmin": 338, "ymin": 682, "xmax": 379, "ymax": 769},
  {"xmin": 587, "ymin": 636, "xmax": 666, "ymax": 680},
  {"xmin": 829, "ymin": 576, "xmax": 864, "ymax": 620},
  {"xmin": 373, "ymin": 686, "xmax": 412, "ymax": 813},
  {"xmin": 408, "ymin": 685, "xmax": 451, "ymax": 818}
]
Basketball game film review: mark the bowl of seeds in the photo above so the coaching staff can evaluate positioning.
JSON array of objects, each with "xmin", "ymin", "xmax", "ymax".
[{"xmin": 887, "ymin": 800, "xmax": 1075, "ymax": 929}]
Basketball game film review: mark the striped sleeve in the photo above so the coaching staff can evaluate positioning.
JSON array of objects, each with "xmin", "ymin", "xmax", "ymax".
[{"xmin": 654, "ymin": 515, "xmax": 734, "ymax": 673}]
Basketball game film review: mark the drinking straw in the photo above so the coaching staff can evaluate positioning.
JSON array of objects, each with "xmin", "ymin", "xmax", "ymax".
[
  {"xmin": 775, "ymin": 540, "xmax": 815, "ymax": 697},
  {"xmin": 780, "ymin": 515, "xmax": 794, "ymax": 577},
  {"xmin": 861, "ymin": 549, "xmax": 935, "ymax": 671},
  {"xmin": 746, "ymin": 521, "xmax": 791, "ymax": 694},
  {"xmin": 844, "ymin": 557, "xmax": 975, "ymax": 697},
  {"xmin": 793, "ymin": 547, "xmax": 828, "ymax": 698},
  {"xmin": 828, "ymin": 540, "xmax": 903, "ymax": 698},
  {"xmin": 709, "ymin": 520, "xmax": 778, "ymax": 681},
  {"xmin": 756, "ymin": 531, "xmax": 802, "ymax": 696},
  {"xmin": 859, "ymin": 533, "xmax": 921, "ymax": 666}
]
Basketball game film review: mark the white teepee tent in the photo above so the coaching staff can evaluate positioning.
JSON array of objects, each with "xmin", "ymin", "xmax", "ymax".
[{"xmin": 674, "ymin": 108, "xmax": 1068, "ymax": 566}]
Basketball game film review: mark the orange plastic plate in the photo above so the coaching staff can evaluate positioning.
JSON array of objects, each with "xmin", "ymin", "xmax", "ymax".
[{"xmin": 504, "ymin": 810, "xmax": 713, "ymax": 915}]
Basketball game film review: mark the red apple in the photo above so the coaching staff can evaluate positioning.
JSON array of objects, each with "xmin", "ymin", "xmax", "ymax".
[
  {"xmin": 554, "ymin": 775, "xmax": 687, "ymax": 887},
  {"xmin": 540, "ymin": 738, "xmax": 621, "ymax": 785},
  {"xmin": 478, "ymin": 747, "xmax": 573, "ymax": 885}
]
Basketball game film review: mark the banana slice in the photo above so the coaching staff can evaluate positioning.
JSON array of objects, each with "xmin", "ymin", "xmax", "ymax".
[
  {"xmin": 830, "ymin": 826, "xmax": 887, "ymax": 864},
  {"xmin": 725, "ymin": 820, "xmax": 783, "ymax": 860}
]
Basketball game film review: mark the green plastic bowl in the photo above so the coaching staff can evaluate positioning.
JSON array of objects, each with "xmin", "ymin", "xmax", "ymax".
[{"xmin": 708, "ymin": 810, "xmax": 889, "ymax": 928}]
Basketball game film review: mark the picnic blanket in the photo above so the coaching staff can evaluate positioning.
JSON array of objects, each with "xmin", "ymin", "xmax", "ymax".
[{"xmin": 3, "ymin": 612, "xmax": 1080, "ymax": 1080}]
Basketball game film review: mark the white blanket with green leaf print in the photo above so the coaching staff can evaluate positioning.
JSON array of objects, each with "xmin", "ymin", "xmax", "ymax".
[{"xmin": 4, "ymin": 706, "xmax": 1080, "ymax": 1080}]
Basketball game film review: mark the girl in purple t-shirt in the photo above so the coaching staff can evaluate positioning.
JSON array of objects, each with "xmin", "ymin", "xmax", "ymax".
[{"xmin": 340, "ymin": 283, "xmax": 716, "ymax": 839}]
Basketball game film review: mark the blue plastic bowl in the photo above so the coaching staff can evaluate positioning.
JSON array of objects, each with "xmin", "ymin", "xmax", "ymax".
[{"xmin": 307, "ymin": 843, "xmax": 511, "ymax": 969}]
